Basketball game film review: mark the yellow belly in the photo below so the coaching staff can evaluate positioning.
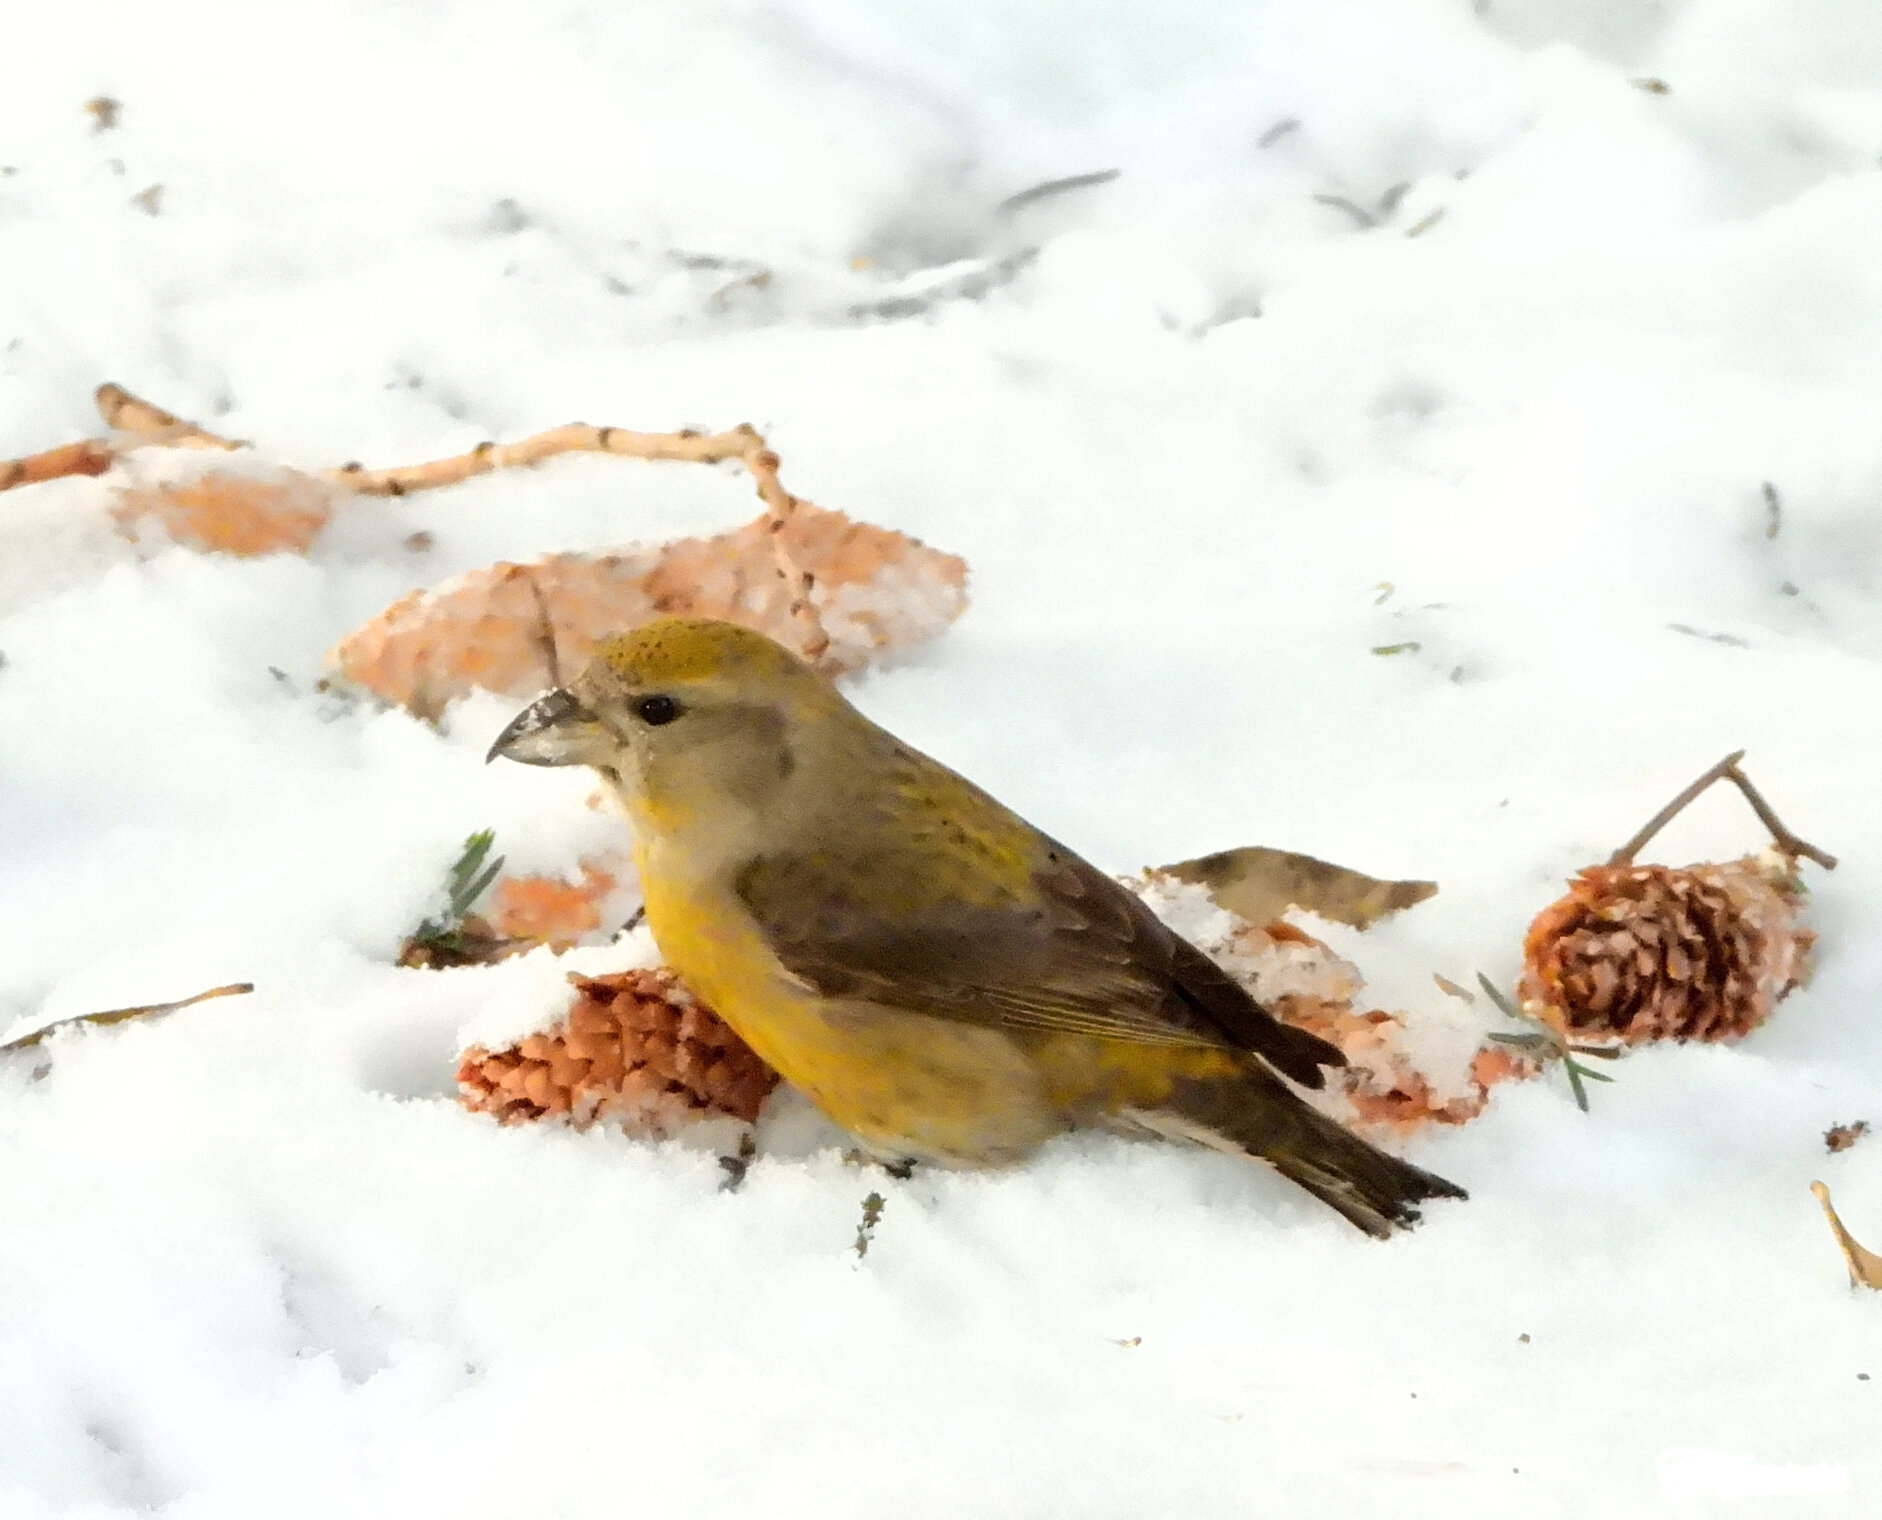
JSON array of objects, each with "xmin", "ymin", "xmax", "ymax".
[
  {"xmin": 637, "ymin": 846, "xmax": 1245, "ymax": 1165},
  {"xmin": 637, "ymin": 853, "xmax": 1051, "ymax": 1163}
]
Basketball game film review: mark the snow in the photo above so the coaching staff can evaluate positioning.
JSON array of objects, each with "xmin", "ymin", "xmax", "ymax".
[{"xmin": 4, "ymin": 0, "xmax": 1882, "ymax": 1513}]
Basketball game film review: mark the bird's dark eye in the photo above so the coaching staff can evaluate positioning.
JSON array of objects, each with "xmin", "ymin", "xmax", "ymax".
[{"xmin": 634, "ymin": 693, "xmax": 681, "ymax": 726}]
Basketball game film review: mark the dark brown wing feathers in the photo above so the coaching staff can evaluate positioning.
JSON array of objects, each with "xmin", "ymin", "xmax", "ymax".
[
  {"xmin": 735, "ymin": 841, "xmax": 1345, "ymax": 1088},
  {"xmin": 1157, "ymin": 921, "xmax": 1347, "ymax": 1086}
]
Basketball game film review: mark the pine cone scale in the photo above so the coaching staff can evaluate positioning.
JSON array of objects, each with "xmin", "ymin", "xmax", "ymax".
[
  {"xmin": 1521, "ymin": 854, "xmax": 1813, "ymax": 1045},
  {"xmin": 458, "ymin": 968, "xmax": 780, "ymax": 1134}
]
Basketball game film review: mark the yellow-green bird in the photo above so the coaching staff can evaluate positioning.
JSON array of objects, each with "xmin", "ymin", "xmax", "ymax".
[{"xmin": 489, "ymin": 618, "xmax": 1464, "ymax": 1235}]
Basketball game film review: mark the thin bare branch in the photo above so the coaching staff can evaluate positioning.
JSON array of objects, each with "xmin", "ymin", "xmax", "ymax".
[
  {"xmin": 330, "ymin": 416, "xmax": 832, "ymax": 662},
  {"xmin": 329, "ymin": 422, "xmax": 763, "ymax": 496},
  {"xmin": 1609, "ymin": 749, "xmax": 1835, "ymax": 870},
  {"xmin": 0, "ymin": 438, "xmax": 116, "ymax": 491},
  {"xmin": 742, "ymin": 444, "xmax": 831, "ymax": 663},
  {"xmin": 1722, "ymin": 758, "xmax": 1838, "ymax": 869},
  {"xmin": 15, "ymin": 388, "xmax": 840, "ymax": 662},
  {"xmin": 95, "ymin": 383, "xmax": 239, "ymax": 449},
  {"xmin": 1608, "ymin": 751, "xmax": 1747, "ymax": 866},
  {"xmin": 519, "ymin": 566, "xmax": 564, "ymax": 689}
]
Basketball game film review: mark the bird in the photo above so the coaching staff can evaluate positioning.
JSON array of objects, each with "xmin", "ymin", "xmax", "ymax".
[{"xmin": 488, "ymin": 617, "xmax": 1465, "ymax": 1236}]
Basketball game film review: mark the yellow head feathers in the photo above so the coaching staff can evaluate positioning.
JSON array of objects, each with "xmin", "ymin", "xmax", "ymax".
[{"xmin": 593, "ymin": 618, "xmax": 812, "ymax": 691}]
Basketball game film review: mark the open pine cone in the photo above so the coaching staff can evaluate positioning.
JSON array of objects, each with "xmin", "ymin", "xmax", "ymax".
[
  {"xmin": 1238, "ymin": 922, "xmax": 1537, "ymax": 1131},
  {"xmin": 1520, "ymin": 851, "xmax": 1814, "ymax": 1044},
  {"xmin": 330, "ymin": 501, "xmax": 968, "ymax": 717},
  {"xmin": 1278, "ymin": 990, "xmax": 1538, "ymax": 1130},
  {"xmin": 458, "ymin": 969, "xmax": 777, "ymax": 1132},
  {"xmin": 1135, "ymin": 873, "xmax": 1537, "ymax": 1133},
  {"xmin": 111, "ymin": 455, "xmax": 341, "ymax": 556}
]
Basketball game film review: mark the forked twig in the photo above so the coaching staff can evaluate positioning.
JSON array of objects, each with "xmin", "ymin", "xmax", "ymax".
[
  {"xmin": 1608, "ymin": 751, "xmax": 1836, "ymax": 870},
  {"xmin": 0, "ymin": 384, "xmax": 834, "ymax": 664},
  {"xmin": 1608, "ymin": 752, "xmax": 1744, "ymax": 865}
]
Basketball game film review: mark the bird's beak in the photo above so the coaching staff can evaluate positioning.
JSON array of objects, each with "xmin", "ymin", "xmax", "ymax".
[{"xmin": 486, "ymin": 688, "xmax": 613, "ymax": 767}]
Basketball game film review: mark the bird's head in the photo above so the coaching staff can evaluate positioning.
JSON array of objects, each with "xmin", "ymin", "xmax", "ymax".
[{"xmin": 487, "ymin": 618, "xmax": 848, "ymax": 832}]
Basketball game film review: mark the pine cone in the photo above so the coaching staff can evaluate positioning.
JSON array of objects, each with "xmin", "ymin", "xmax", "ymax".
[
  {"xmin": 1141, "ymin": 884, "xmax": 1538, "ymax": 1133},
  {"xmin": 1520, "ymin": 852, "xmax": 1814, "ymax": 1044},
  {"xmin": 457, "ymin": 969, "xmax": 778, "ymax": 1132},
  {"xmin": 329, "ymin": 502, "xmax": 968, "ymax": 718},
  {"xmin": 112, "ymin": 458, "xmax": 340, "ymax": 556},
  {"xmin": 1275, "ymin": 990, "xmax": 1538, "ymax": 1131}
]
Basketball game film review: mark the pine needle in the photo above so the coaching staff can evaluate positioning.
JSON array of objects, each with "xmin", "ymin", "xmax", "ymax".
[
  {"xmin": 406, "ymin": 830, "xmax": 506, "ymax": 960},
  {"xmin": 1478, "ymin": 972, "xmax": 1618, "ymax": 1114}
]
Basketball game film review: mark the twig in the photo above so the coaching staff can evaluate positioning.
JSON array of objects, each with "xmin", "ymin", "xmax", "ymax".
[
  {"xmin": 742, "ymin": 445, "xmax": 831, "ymax": 663},
  {"xmin": 95, "ymin": 383, "xmax": 239, "ymax": 449},
  {"xmin": 1811, "ymin": 1181, "xmax": 1882, "ymax": 1290},
  {"xmin": 0, "ymin": 397, "xmax": 778, "ymax": 500},
  {"xmin": 8, "ymin": 384, "xmax": 835, "ymax": 665},
  {"xmin": 518, "ymin": 567, "xmax": 564, "ymax": 688},
  {"xmin": 0, "ymin": 386, "xmax": 237, "ymax": 489},
  {"xmin": 1608, "ymin": 750, "xmax": 1835, "ymax": 869},
  {"xmin": 1723, "ymin": 757, "xmax": 1838, "ymax": 869},
  {"xmin": 1608, "ymin": 752, "xmax": 1745, "ymax": 864},
  {"xmin": 1, "ymin": 981, "xmax": 252, "ymax": 1054},
  {"xmin": 329, "ymin": 422, "xmax": 763, "ymax": 496},
  {"xmin": 0, "ymin": 438, "xmax": 115, "ymax": 490},
  {"xmin": 326, "ymin": 417, "xmax": 836, "ymax": 663}
]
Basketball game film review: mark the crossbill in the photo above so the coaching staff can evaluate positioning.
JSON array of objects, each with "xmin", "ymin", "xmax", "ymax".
[{"xmin": 489, "ymin": 618, "xmax": 1464, "ymax": 1235}]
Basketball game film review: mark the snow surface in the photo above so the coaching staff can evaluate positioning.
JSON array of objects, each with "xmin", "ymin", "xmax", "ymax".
[{"xmin": 5, "ymin": 1, "xmax": 1882, "ymax": 1514}]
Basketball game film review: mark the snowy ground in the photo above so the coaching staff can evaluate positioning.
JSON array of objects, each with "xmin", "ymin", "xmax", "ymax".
[{"xmin": 6, "ymin": 1, "xmax": 1882, "ymax": 1514}]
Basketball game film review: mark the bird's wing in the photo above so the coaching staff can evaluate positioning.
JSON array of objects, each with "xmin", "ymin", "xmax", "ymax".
[{"xmin": 734, "ymin": 840, "xmax": 1344, "ymax": 1089}]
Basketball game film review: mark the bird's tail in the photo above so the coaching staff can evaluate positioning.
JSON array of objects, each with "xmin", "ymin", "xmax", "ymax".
[{"xmin": 1128, "ymin": 1070, "xmax": 1467, "ymax": 1238}]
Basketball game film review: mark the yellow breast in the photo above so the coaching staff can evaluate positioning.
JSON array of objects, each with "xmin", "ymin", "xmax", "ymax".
[
  {"xmin": 632, "ymin": 836, "xmax": 1247, "ymax": 1167},
  {"xmin": 635, "ymin": 837, "xmax": 1064, "ymax": 1163}
]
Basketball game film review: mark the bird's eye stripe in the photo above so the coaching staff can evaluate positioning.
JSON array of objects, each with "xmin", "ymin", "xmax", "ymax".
[{"xmin": 635, "ymin": 694, "xmax": 681, "ymax": 726}]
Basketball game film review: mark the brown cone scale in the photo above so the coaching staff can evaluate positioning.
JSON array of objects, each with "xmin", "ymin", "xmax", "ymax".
[
  {"xmin": 1520, "ymin": 854, "xmax": 1814, "ymax": 1045},
  {"xmin": 458, "ymin": 969, "xmax": 778, "ymax": 1132}
]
